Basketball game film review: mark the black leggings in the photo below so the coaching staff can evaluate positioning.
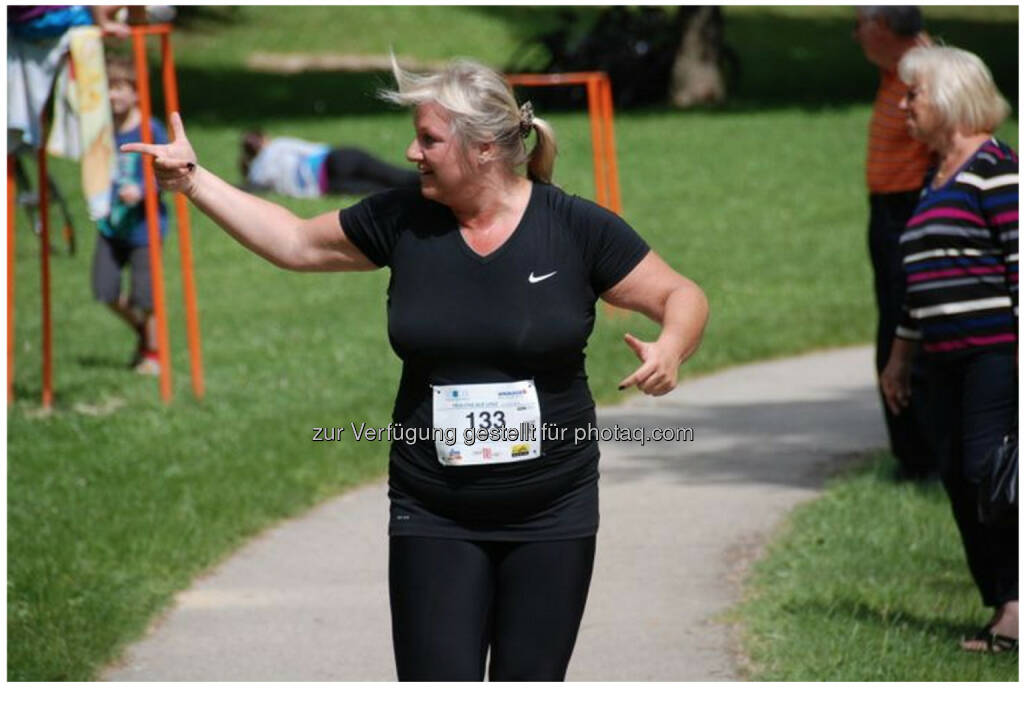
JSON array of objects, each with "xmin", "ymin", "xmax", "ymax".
[
  {"xmin": 325, "ymin": 147, "xmax": 419, "ymax": 195},
  {"xmin": 388, "ymin": 535, "xmax": 596, "ymax": 681}
]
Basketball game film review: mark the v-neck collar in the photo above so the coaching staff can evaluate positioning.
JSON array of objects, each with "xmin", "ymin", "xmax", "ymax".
[
  {"xmin": 453, "ymin": 182, "xmax": 536, "ymax": 265},
  {"xmin": 929, "ymin": 137, "xmax": 994, "ymax": 192}
]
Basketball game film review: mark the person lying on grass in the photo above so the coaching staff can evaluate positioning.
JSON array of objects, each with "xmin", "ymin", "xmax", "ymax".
[{"xmin": 239, "ymin": 130, "xmax": 419, "ymax": 198}]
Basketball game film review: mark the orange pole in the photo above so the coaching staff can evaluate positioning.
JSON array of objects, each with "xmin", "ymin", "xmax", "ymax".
[
  {"xmin": 598, "ymin": 76, "xmax": 622, "ymax": 215},
  {"xmin": 585, "ymin": 75, "xmax": 608, "ymax": 209},
  {"xmin": 507, "ymin": 72, "xmax": 621, "ymax": 214},
  {"xmin": 38, "ymin": 146, "xmax": 53, "ymax": 408},
  {"xmin": 132, "ymin": 30, "xmax": 173, "ymax": 402},
  {"xmin": 161, "ymin": 32, "xmax": 204, "ymax": 400},
  {"xmin": 115, "ymin": 22, "xmax": 174, "ymax": 37},
  {"xmin": 7, "ymin": 156, "xmax": 16, "ymax": 403}
]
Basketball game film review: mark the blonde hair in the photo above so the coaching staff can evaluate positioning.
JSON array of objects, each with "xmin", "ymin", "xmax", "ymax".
[
  {"xmin": 379, "ymin": 56, "xmax": 558, "ymax": 184},
  {"xmin": 898, "ymin": 46, "xmax": 1010, "ymax": 133}
]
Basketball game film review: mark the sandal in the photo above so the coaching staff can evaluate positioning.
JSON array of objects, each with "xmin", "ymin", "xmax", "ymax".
[{"xmin": 961, "ymin": 627, "xmax": 1019, "ymax": 654}]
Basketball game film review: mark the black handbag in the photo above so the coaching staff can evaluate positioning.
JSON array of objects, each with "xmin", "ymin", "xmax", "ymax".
[{"xmin": 977, "ymin": 422, "xmax": 1018, "ymax": 527}]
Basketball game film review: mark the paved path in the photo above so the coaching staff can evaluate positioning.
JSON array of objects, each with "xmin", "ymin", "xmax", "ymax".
[{"xmin": 104, "ymin": 346, "xmax": 885, "ymax": 681}]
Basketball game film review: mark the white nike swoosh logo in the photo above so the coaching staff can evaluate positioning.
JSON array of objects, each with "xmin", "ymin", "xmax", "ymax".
[{"xmin": 528, "ymin": 271, "xmax": 557, "ymax": 284}]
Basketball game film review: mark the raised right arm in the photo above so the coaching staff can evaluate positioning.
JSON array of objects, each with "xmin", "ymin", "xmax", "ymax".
[{"xmin": 122, "ymin": 113, "xmax": 378, "ymax": 273}]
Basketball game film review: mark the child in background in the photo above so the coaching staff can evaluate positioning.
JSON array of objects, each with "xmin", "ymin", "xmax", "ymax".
[{"xmin": 91, "ymin": 55, "xmax": 168, "ymax": 375}]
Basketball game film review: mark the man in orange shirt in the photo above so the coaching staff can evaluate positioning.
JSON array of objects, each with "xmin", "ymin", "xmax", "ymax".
[{"xmin": 854, "ymin": 6, "xmax": 936, "ymax": 480}]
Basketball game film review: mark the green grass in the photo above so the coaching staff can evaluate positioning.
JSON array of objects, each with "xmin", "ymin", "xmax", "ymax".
[
  {"xmin": 169, "ymin": 6, "xmax": 576, "ymax": 67},
  {"xmin": 734, "ymin": 453, "xmax": 1019, "ymax": 681},
  {"xmin": 724, "ymin": 5, "xmax": 1019, "ymax": 107},
  {"xmin": 7, "ymin": 5, "xmax": 1019, "ymax": 681},
  {"xmin": 161, "ymin": 5, "xmax": 1019, "ymax": 109}
]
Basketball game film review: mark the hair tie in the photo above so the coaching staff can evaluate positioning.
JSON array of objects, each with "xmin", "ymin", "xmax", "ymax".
[{"xmin": 518, "ymin": 101, "xmax": 535, "ymax": 138}]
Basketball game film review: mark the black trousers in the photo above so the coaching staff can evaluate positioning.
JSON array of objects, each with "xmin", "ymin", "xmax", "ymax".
[
  {"xmin": 926, "ymin": 349, "xmax": 1018, "ymax": 608},
  {"xmin": 325, "ymin": 148, "xmax": 420, "ymax": 195},
  {"xmin": 388, "ymin": 535, "xmax": 596, "ymax": 681},
  {"xmin": 868, "ymin": 191, "xmax": 936, "ymax": 478}
]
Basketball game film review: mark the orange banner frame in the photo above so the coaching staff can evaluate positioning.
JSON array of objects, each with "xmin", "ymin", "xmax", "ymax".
[
  {"xmin": 506, "ymin": 71, "xmax": 622, "ymax": 215},
  {"xmin": 6, "ymin": 23, "xmax": 204, "ymax": 408}
]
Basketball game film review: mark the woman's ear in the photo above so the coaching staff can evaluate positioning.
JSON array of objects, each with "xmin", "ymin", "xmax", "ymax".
[{"xmin": 476, "ymin": 140, "xmax": 496, "ymax": 165}]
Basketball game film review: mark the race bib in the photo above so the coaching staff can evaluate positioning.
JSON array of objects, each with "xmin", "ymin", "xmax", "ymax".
[{"xmin": 432, "ymin": 380, "xmax": 541, "ymax": 466}]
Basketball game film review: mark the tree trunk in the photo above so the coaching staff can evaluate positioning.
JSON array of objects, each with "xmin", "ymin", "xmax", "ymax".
[{"xmin": 669, "ymin": 6, "xmax": 728, "ymax": 108}]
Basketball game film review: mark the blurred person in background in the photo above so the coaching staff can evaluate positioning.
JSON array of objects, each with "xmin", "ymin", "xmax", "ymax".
[
  {"xmin": 240, "ymin": 130, "xmax": 420, "ymax": 198},
  {"xmin": 92, "ymin": 55, "xmax": 168, "ymax": 375},
  {"xmin": 7, "ymin": 6, "xmax": 129, "ymax": 154},
  {"xmin": 853, "ymin": 5, "xmax": 937, "ymax": 481}
]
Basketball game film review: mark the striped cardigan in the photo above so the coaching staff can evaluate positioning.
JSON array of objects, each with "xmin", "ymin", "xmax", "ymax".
[{"xmin": 896, "ymin": 138, "xmax": 1018, "ymax": 356}]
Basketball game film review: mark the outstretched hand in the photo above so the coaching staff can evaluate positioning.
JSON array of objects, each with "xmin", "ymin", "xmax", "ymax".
[
  {"xmin": 121, "ymin": 112, "xmax": 198, "ymax": 195},
  {"xmin": 617, "ymin": 333, "xmax": 680, "ymax": 396},
  {"xmin": 90, "ymin": 6, "xmax": 131, "ymax": 38}
]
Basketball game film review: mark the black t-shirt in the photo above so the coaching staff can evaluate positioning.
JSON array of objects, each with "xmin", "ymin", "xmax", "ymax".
[{"xmin": 339, "ymin": 182, "xmax": 649, "ymax": 540}]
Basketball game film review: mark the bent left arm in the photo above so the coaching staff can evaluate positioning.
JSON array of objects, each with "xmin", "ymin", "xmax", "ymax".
[{"xmin": 601, "ymin": 251, "xmax": 709, "ymax": 395}]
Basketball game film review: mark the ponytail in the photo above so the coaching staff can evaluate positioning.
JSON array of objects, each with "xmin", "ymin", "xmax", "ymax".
[{"xmin": 526, "ymin": 116, "xmax": 557, "ymax": 184}]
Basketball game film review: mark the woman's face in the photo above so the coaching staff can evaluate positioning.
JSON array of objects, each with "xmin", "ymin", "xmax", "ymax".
[
  {"xmin": 406, "ymin": 102, "xmax": 476, "ymax": 203},
  {"xmin": 899, "ymin": 80, "xmax": 943, "ymax": 144}
]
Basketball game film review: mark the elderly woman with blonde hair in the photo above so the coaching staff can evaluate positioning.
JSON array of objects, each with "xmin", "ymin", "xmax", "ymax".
[
  {"xmin": 124, "ymin": 57, "xmax": 709, "ymax": 679},
  {"xmin": 881, "ymin": 46, "xmax": 1017, "ymax": 654}
]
